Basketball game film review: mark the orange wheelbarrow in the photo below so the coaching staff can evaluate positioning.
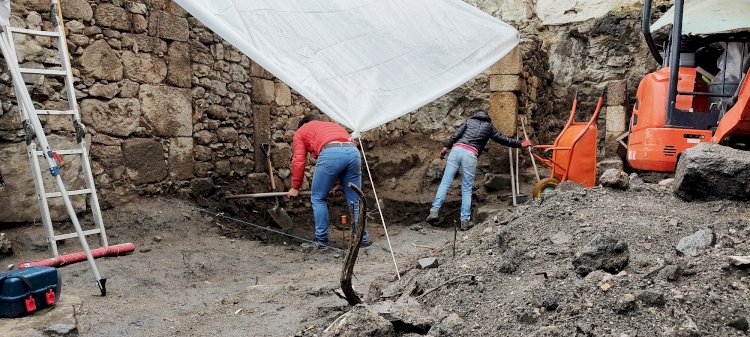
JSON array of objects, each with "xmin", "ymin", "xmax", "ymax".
[{"xmin": 530, "ymin": 93, "xmax": 604, "ymax": 198}]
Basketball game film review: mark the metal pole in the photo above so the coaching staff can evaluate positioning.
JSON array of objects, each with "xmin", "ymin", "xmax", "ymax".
[
  {"xmin": 508, "ymin": 148, "xmax": 517, "ymax": 206},
  {"xmin": 665, "ymin": 0, "xmax": 685, "ymax": 124}
]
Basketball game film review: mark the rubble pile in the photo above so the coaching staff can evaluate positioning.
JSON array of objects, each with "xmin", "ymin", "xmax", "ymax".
[{"xmin": 310, "ymin": 174, "xmax": 750, "ymax": 337}]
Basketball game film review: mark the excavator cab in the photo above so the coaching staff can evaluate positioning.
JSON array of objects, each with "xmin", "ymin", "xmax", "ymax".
[{"xmin": 627, "ymin": 0, "xmax": 750, "ymax": 172}]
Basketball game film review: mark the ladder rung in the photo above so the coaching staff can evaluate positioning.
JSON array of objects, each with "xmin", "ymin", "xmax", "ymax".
[
  {"xmin": 36, "ymin": 109, "xmax": 75, "ymax": 115},
  {"xmin": 35, "ymin": 149, "xmax": 83, "ymax": 156},
  {"xmin": 19, "ymin": 68, "xmax": 66, "ymax": 76},
  {"xmin": 45, "ymin": 188, "xmax": 92, "ymax": 198},
  {"xmin": 8, "ymin": 27, "xmax": 60, "ymax": 37},
  {"xmin": 53, "ymin": 228, "xmax": 102, "ymax": 241}
]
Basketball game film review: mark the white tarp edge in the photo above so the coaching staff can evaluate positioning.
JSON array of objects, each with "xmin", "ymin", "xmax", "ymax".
[
  {"xmin": 173, "ymin": 0, "xmax": 519, "ymax": 133},
  {"xmin": 0, "ymin": 0, "xmax": 10, "ymax": 27},
  {"xmin": 651, "ymin": 0, "xmax": 750, "ymax": 35}
]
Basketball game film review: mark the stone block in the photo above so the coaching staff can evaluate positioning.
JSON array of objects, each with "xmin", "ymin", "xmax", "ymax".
[
  {"xmin": 217, "ymin": 127, "xmax": 239, "ymax": 142},
  {"xmin": 121, "ymin": 33, "xmax": 168, "ymax": 54},
  {"xmin": 275, "ymin": 82, "xmax": 292, "ymax": 106},
  {"xmin": 139, "ymin": 84, "xmax": 193, "ymax": 137},
  {"xmin": 271, "ymin": 143, "xmax": 292, "ymax": 169},
  {"xmin": 490, "ymin": 74, "xmax": 523, "ymax": 92},
  {"xmin": 169, "ymin": 137, "xmax": 194, "ymax": 180},
  {"xmin": 597, "ymin": 157, "xmax": 624, "ymax": 174},
  {"xmin": 167, "ymin": 42, "xmax": 192, "ymax": 88},
  {"xmin": 606, "ymin": 80, "xmax": 628, "ymax": 106},
  {"xmin": 251, "ymin": 78, "xmax": 275, "ymax": 104},
  {"xmin": 489, "ymin": 92, "xmax": 518, "ymax": 136},
  {"xmin": 80, "ymin": 98, "xmax": 141, "ymax": 137},
  {"xmin": 62, "ymin": 0, "xmax": 93, "ymax": 21},
  {"xmin": 250, "ymin": 62, "xmax": 274, "ymax": 79},
  {"xmin": 94, "ymin": 4, "xmax": 130, "ymax": 30},
  {"xmin": 88, "ymin": 83, "xmax": 120, "ymax": 99},
  {"xmin": 122, "ymin": 51, "xmax": 167, "ymax": 84},
  {"xmin": 489, "ymin": 47, "xmax": 522, "ymax": 75},
  {"xmin": 122, "ymin": 138, "xmax": 167, "ymax": 184},
  {"xmin": 254, "ymin": 106, "xmax": 271, "ymax": 172},
  {"xmin": 148, "ymin": 10, "xmax": 189, "ymax": 42},
  {"xmin": 605, "ymin": 106, "xmax": 628, "ymax": 134},
  {"xmin": 78, "ymin": 40, "xmax": 123, "ymax": 81},
  {"xmin": 0, "ymin": 136, "xmax": 88, "ymax": 223}
]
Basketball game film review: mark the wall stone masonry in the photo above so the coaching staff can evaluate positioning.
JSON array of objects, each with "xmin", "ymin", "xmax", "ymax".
[{"xmin": 0, "ymin": 0, "xmax": 662, "ymax": 223}]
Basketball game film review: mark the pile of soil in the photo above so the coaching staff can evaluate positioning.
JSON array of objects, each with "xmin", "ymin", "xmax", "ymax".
[{"xmin": 312, "ymin": 180, "xmax": 750, "ymax": 336}]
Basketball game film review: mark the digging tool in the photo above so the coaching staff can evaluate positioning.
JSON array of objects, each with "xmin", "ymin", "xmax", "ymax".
[
  {"xmin": 261, "ymin": 143, "xmax": 294, "ymax": 232},
  {"xmin": 340, "ymin": 184, "xmax": 368, "ymax": 306},
  {"xmin": 226, "ymin": 191, "xmax": 312, "ymax": 199},
  {"xmin": 520, "ymin": 118, "xmax": 541, "ymax": 182}
]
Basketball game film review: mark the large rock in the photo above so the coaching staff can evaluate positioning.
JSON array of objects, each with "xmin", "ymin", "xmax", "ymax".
[
  {"xmin": 122, "ymin": 51, "xmax": 168, "ymax": 84},
  {"xmin": 483, "ymin": 173, "xmax": 511, "ymax": 191},
  {"xmin": 536, "ymin": 0, "xmax": 640, "ymax": 25},
  {"xmin": 322, "ymin": 305, "xmax": 395, "ymax": 337},
  {"xmin": 121, "ymin": 33, "xmax": 169, "ymax": 54},
  {"xmin": 121, "ymin": 138, "xmax": 167, "ymax": 184},
  {"xmin": 139, "ymin": 85, "xmax": 193, "ymax": 137},
  {"xmin": 80, "ymin": 98, "xmax": 141, "ymax": 137},
  {"xmin": 148, "ymin": 10, "xmax": 189, "ymax": 41},
  {"xmin": 372, "ymin": 299, "xmax": 434, "ymax": 335},
  {"xmin": 93, "ymin": 4, "xmax": 131, "ymax": 30},
  {"xmin": 599, "ymin": 168, "xmax": 629, "ymax": 190},
  {"xmin": 166, "ymin": 42, "xmax": 192, "ymax": 88},
  {"xmin": 0, "ymin": 232, "xmax": 12, "ymax": 256},
  {"xmin": 168, "ymin": 137, "xmax": 194, "ymax": 180},
  {"xmin": 78, "ymin": 40, "xmax": 123, "ymax": 81},
  {"xmin": 61, "ymin": 0, "xmax": 93, "ymax": 21},
  {"xmin": 674, "ymin": 143, "xmax": 750, "ymax": 201},
  {"xmin": 572, "ymin": 232, "xmax": 629, "ymax": 276},
  {"xmin": 676, "ymin": 229, "xmax": 715, "ymax": 257},
  {"xmin": 0, "ymin": 136, "xmax": 88, "ymax": 223}
]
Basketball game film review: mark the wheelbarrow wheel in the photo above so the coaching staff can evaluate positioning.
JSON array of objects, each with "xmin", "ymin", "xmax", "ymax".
[{"xmin": 533, "ymin": 178, "xmax": 560, "ymax": 199}]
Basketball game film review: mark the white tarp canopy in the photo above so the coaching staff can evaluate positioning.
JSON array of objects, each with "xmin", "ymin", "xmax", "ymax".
[
  {"xmin": 651, "ymin": 0, "xmax": 750, "ymax": 35},
  {"xmin": 0, "ymin": 0, "xmax": 10, "ymax": 27},
  {"xmin": 173, "ymin": 0, "xmax": 519, "ymax": 134}
]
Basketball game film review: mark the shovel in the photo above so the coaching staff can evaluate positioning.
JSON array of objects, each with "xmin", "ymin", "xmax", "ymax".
[{"xmin": 261, "ymin": 143, "xmax": 294, "ymax": 233}]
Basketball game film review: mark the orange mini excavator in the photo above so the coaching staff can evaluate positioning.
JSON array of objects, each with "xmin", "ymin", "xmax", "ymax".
[{"xmin": 627, "ymin": 0, "xmax": 750, "ymax": 172}]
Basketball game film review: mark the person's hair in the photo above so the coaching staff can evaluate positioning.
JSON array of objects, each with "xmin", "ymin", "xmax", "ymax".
[{"xmin": 297, "ymin": 114, "xmax": 321, "ymax": 129}]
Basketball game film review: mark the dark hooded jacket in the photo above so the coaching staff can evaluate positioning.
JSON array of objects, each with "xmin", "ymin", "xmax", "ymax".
[{"xmin": 444, "ymin": 110, "xmax": 521, "ymax": 156}]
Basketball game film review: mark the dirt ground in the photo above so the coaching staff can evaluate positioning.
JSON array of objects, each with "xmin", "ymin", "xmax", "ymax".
[
  {"xmin": 0, "ymin": 196, "xmax": 467, "ymax": 336},
  {"xmin": 4, "ymin": 173, "xmax": 750, "ymax": 337}
]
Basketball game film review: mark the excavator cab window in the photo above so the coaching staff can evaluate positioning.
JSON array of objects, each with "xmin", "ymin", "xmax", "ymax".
[{"xmin": 708, "ymin": 41, "xmax": 749, "ymax": 118}]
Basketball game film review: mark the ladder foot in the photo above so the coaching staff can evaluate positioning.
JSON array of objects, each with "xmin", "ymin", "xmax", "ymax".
[{"xmin": 98, "ymin": 278, "xmax": 107, "ymax": 296}]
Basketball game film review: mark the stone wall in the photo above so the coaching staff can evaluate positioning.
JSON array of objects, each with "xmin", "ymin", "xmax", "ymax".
[
  {"xmin": 0, "ymin": 0, "xmax": 666, "ymax": 223},
  {"xmin": 0, "ymin": 0, "xmax": 322, "ymax": 222}
]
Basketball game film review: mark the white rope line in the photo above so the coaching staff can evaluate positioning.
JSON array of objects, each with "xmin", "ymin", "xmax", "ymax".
[{"xmin": 357, "ymin": 137, "xmax": 401, "ymax": 279}]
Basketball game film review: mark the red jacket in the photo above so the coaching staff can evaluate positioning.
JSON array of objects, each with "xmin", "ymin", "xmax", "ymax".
[{"xmin": 291, "ymin": 120, "xmax": 352, "ymax": 189}]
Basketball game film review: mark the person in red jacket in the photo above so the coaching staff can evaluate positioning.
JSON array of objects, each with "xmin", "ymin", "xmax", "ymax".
[{"xmin": 288, "ymin": 114, "xmax": 368, "ymax": 246}]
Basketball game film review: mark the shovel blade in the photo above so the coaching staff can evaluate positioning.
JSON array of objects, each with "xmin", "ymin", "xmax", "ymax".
[{"xmin": 268, "ymin": 205, "xmax": 293, "ymax": 233}]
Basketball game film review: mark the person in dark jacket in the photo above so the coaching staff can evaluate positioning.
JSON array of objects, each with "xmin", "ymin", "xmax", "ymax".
[{"xmin": 426, "ymin": 110, "xmax": 531, "ymax": 230}]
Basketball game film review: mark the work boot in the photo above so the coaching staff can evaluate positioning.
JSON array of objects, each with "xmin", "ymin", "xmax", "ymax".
[
  {"xmin": 313, "ymin": 239, "xmax": 329, "ymax": 249},
  {"xmin": 425, "ymin": 210, "xmax": 439, "ymax": 224},
  {"xmin": 460, "ymin": 220, "xmax": 474, "ymax": 231}
]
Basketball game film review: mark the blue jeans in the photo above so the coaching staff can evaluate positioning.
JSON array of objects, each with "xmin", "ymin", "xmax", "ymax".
[
  {"xmin": 311, "ymin": 146, "xmax": 368, "ymax": 243},
  {"xmin": 430, "ymin": 147, "xmax": 477, "ymax": 221}
]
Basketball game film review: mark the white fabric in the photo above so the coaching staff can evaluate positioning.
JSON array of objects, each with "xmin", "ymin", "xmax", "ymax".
[
  {"xmin": 651, "ymin": 0, "xmax": 750, "ymax": 35},
  {"xmin": 0, "ymin": 0, "xmax": 10, "ymax": 27},
  {"xmin": 173, "ymin": 0, "xmax": 519, "ymax": 133}
]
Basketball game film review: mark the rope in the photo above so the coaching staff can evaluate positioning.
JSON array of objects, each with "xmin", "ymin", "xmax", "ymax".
[
  {"xmin": 190, "ymin": 205, "xmax": 343, "ymax": 252},
  {"xmin": 357, "ymin": 137, "xmax": 401, "ymax": 279}
]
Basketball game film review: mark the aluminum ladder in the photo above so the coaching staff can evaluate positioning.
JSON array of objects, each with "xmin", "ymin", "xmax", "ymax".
[{"xmin": 0, "ymin": 0, "xmax": 107, "ymax": 295}]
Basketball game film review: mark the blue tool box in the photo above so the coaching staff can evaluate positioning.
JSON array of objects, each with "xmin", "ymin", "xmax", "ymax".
[{"xmin": 0, "ymin": 266, "xmax": 61, "ymax": 318}]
